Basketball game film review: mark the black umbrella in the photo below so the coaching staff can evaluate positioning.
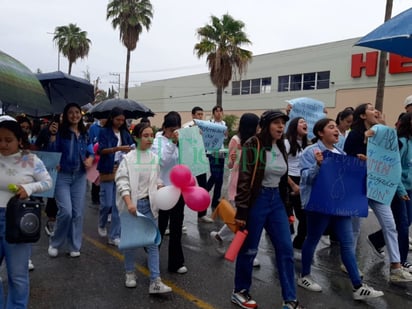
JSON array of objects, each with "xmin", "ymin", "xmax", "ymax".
[
  {"xmin": 87, "ymin": 98, "xmax": 154, "ymax": 119},
  {"xmin": 36, "ymin": 71, "xmax": 95, "ymax": 113},
  {"xmin": 0, "ymin": 50, "xmax": 53, "ymax": 116}
]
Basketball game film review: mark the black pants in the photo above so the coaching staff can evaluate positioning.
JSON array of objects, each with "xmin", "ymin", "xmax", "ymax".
[
  {"xmin": 158, "ymin": 195, "xmax": 185, "ymax": 272},
  {"xmin": 196, "ymin": 173, "xmax": 208, "ymax": 218},
  {"xmin": 45, "ymin": 198, "xmax": 58, "ymax": 219},
  {"xmin": 206, "ymin": 155, "xmax": 225, "ymax": 210},
  {"xmin": 289, "ymin": 175, "xmax": 307, "ymax": 249},
  {"xmin": 91, "ymin": 183, "xmax": 100, "ymax": 204}
]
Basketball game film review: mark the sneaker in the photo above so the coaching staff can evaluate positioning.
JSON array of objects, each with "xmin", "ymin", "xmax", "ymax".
[
  {"xmin": 403, "ymin": 262, "xmax": 412, "ymax": 273},
  {"xmin": 231, "ymin": 289, "xmax": 257, "ymax": 309},
  {"xmin": 210, "ymin": 231, "xmax": 226, "ymax": 255},
  {"xmin": 366, "ymin": 236, "xmax": 385, "ymax": 259},
  {"xmin": 28, "ymin": 259, "xmax": 34, "ymax": 271},
  {"xmin": 340, "ymin": 263, "xmax": 364, "ymax": 278},
  {"xmin": 108, "ymin": 238, "xmax": 120, "ymax": 247},
  {"xmin": 182, "ymin": 225, "xmax": 187, "ymax": 234},
  {"xmin": 253, "ymin": 257, "xmax": 260, "ymax": 267},
  {"xmin": 297, "ymin": 275, "xmax": 322, "ymax": 292},
  {"xmin": 390, "ymin": 267, "xmax": 412, "ymax": 282},
  {"xmin": 125, "ymin": 272, "xmax": 136, "ymax": 288},
  {"xmin": 353, "ymin": 284, "xmax": 384, "ymax": 300},
  {"xmin": 98, "ymin": 226, "xmax": 107, "ymax": 237},
  {"xmin": 149, "ymin": 278, "xmax": 172, "ymax": 294},
  {"xmin": 320, "ymin": 236, "xmax": 331, "ymax": 246},
  {"xmin": 198, "ymin": 215, "xmax": 214, "ymax": 223},
  {"xmin": 164, "ymin": 228, "xmax": 170, "ymax": 236},
  {"xmin": 69, "ymin": 251, "xmax": 80, "ymax": 258},
  {"xmin": 48, "ymin": 246, "xmax": 58, "ymax": 257},
  {"xmin": 282, "ymin": 300, "xmax": 305, "ymax": 309},
  {"xmin": 176, "ymin": 266, "xmax": 188, "ymax": 274},
  {"xmin": 44, "ymin": 220, "xmax": 55, "ymax": 237}
]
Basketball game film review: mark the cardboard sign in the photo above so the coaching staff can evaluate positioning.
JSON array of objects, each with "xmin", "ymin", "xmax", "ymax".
[{"xmin": 194, "ymin": 119, "xmax": 227, "ymax": 151}]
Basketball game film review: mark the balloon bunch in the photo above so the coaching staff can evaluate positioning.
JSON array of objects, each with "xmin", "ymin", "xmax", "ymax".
[{"xmin": 153, "ymin": 165, "xmax": 210, "ymax": 212}]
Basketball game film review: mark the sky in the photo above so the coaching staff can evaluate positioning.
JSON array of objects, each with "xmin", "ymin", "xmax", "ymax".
[{"xmin": 1, "ymin": 0, "xmax": 412, "ymax": 92}]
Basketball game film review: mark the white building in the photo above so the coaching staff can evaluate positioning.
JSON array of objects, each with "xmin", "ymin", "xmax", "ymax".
[{"xmin": 128, "ymin": 38, "xmax": 412, "ymax": 127}]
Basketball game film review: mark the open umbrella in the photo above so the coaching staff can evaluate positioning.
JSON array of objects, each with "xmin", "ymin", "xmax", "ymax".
[
  {"xmin": 36, "ymin": 71, "xmax": 95, "ymax": 113},
  {"xmin": 355, "ymin": 7, "xmax": 412, "ymax": 58},
  {"xmin": 87, "ymin": 98, "xmax": 154, "ymax": 119},
  {"xmin": 0, "ymin": 50, "xmax": 53, "ymax": 116}
]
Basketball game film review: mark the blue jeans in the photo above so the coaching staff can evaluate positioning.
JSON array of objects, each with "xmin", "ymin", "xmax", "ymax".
[
  {"xmin": 99, "ymin": 181, "xmax": 121, "ymax": 240},
  {"xmin": 406, "ymin": 190, "xmax": 412, "ymax": 226},
  {"xmin": 124, "ymin": 199, "xmax": 160, "ymax": 281},
  {"xmin": 51, "ymin": 171, "xmax": 87, "ymax": 252},
  {"xmin": 0, "ymin": 209, "xmax": 31, "ymax": 309},
  {"xmin": 302, "ymin": 211, "xmax": 362, "ymax": 287},
  {"xmin": 234, "ymin": 187, "xmax": 296, "ymax": 302}
]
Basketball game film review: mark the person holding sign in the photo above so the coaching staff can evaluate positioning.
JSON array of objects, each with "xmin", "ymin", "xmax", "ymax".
[
  {"xmin": 344, "ymin": 103, "xmax": 412, "ymax": 282},
  {"xmin": 298, "ymin": 118, "xmax": 384, "ymax": 300},
  {"xmin": 232, "ymin": 110, "xmax": 304, "ymax": 309}
]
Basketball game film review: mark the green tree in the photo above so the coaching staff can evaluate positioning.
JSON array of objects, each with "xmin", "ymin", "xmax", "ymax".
[
  {"xmin": 194, "ymin": 14, "xmax": 252, "ymax": 107},
  {"xmin": 106, "ymin": 0, "xmax": 153, "ymax": 99},
  {"xmin": 53, "ymin": 23, "xmax": 91, "ymax": 74}
]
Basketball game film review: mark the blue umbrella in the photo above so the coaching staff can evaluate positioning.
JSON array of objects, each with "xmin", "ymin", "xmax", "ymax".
[{"xmin": 355, "ymin": 7, "xmax": 412, "ymax": 58}]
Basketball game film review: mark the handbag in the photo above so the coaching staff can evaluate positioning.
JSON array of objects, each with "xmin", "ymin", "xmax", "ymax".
[
  {"xmin": 99, "ymin": 165, "xmax": 118, "ymax": 182},
  {"xmin": 6, "ymin": 196, "xmax": 42, "ymax": 243}
]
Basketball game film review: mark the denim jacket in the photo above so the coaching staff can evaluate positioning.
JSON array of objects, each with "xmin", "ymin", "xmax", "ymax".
[
  {"xmin": 48, "ymin": 131, "xmax": 94, "ymax": 173},
  {"xmin": 397, "ymin": 137, "xmax": 412, "ymax": 197},
  {"xmin": 300, "ymin": 140, "xmax": 345, "ymax": 208},
  {"xmin": 97, "ymin": 127, "xmax": 133, "ymax": 173}
]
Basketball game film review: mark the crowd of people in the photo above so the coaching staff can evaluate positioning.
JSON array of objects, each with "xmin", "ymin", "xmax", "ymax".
[{"xmin": 1, "ymin": 98, "xmax": 412, "ymax": 309}]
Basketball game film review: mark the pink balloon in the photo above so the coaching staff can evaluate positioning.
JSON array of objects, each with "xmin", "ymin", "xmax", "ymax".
[
  {"xmin": 170, "ymin": 165, "xmax": 193, "ymax": 188},
  {"xmin": 188, "ymin": 175, "xmax": 196, "ymax": 187},
  {"xmin": 182, "ymin": 186, "xmax": 210, "ymax": 212}
]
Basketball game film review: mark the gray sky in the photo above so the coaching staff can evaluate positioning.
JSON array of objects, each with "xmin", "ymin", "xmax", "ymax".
[{"xmin": 1, "ymin": 0, "xmax": 411, "ymax": 92}]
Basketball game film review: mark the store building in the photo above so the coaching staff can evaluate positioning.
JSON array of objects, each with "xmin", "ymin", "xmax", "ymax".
[{"xmin": 128, "ymin": 37, "xmax": 412, "ymax": 127}]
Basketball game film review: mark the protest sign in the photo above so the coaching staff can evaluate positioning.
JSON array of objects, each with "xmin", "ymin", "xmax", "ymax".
[
  {"xmin": 287, "ymin": 97, "xmax": 326, "ymax": 140},
  {"xmin": 366, "ymin": 124, "xmax": 401, "ymax": 205},
  {"xmin": 306, "ymin": 151, "xmax": 368, "ymax": 217},
  {"xmin": 194, "ymin": 119, "xmax": 227, "ymax": 151},
  {"xmin": 32, "ymin": 151, "xmax": 62, "ymax": 198},
  {"xmin": 178, "ymin": 126, "xmax": 210, "ymax": 176}
]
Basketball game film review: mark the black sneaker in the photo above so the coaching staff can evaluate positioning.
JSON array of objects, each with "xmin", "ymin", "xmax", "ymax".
[
  {"xmin": 231, "ymin": 289, "xmax": 257, "ymax": 309},
  {"xmin": 283, "ymin": 300, "xmax": 305, "ymax": 309},
  {"xmin": 44, "ymin": 220, "xmax": 55, "ymax": 237}
]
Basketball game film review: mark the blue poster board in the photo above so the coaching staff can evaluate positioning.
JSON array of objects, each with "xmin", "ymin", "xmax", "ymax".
[
  {"xmin": 194, "ymin": 119, "xmax": 227, "ymax": 151},
  {"xmin": 366, "ymin": 124, "xmax": 401, "ymax": 205},
  {"xmin": 306, "ymin": 151, "xmax": 368, "ymax": 217}
]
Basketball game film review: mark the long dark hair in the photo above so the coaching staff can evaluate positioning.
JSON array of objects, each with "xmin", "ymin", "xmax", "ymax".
[
  {"xmin": 397, "ymin": 112, "xmax": 412, "ymax": 138},
  {"xmin": 312, "ymin": 118, "xmax": 335, "ymax": 143},
  {"xmin": 285, "ymin": 117, "xmax": 308, "ymax": 156},
  {"xmin": 336, "ymin": 108, "xmax": 354, "ymax": 125},
  {"xmin": 59, "ymin": 103, "xmax": 87, "ymax": 139},
  {"xmin": 257, "ymin": 119, "xmax": 287, "ymax": 159},
  {"xmin": 351, "ymin": 103, "xmax": 371, "ymax": 133},
  {"xmin": 104, "ymin": 107, "xmax": 128, "ymax": 131},
  {"xmin": 238, "ymin": 113, "xmax": 259, "ymax": 146}
]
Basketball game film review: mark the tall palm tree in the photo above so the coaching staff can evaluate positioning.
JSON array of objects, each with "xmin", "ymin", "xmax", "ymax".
[
  {"xmin": 53, "ymin": 23, "xmax": 91, "ymax": 75},
  {"xmin": 106, "ymin": 0, "xmax": 153, "ymax": 99},
  {"xmin": 194, "ymin": 14, "xmax": 252, "ymax": 107}
]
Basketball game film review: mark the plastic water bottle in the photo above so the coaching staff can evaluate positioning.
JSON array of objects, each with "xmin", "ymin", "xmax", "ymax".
[{"xmin": 225, "ymin": 229, "xmax": 248, "ymax": 262}]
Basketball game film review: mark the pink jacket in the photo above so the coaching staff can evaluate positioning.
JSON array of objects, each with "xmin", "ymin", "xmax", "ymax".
[{"xmin": 227, "ymin": 135, "xmax": 241, "ymax": 201}]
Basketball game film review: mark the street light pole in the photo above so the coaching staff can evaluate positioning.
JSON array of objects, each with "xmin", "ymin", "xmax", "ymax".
[{"xmin": 110, "ymin": 72, "xmax": 121, "ymax": 97}]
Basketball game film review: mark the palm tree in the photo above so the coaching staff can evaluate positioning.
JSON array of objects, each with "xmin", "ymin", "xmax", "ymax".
[
  {"xmin": 194, "ymin": 14, "xmax": 252, "ymax": 107},
  {"xmin": 106, "ymin": 0, "xmax": 153, "ymax": 99},
  {"xmin": 53, "ymin": 23, "xmax": 91, "ymax": 74}
]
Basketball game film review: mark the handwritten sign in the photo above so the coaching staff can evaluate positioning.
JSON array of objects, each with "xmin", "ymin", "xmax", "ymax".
[
  {"xmin": 287, "ymin": 97, "xmax": 326, "ymax": 140},
  {"xmin": 306, "ymin": 151, "xmax": 368, "ymax": 217},
  {"xmin": 31, "ymin": 151, "xmax": 62, "ymax": 198},
  {"xmin": 366, "ymin": 124, "xmax": 401, "ymax": 205},
  {"xmin": 178, "ymin": 126, "xmax": 210, "ymax": 176},
  {"xmin": 194, "ymin": 119, "xmax": 227, "ymax": 151}
]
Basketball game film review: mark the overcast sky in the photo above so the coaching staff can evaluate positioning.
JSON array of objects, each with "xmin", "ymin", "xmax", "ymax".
[{"xmin": 1, "ymin": 0, "xmax": 411, "ymax": 92}]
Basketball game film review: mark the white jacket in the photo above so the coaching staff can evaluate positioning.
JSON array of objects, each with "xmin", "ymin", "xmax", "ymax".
[{"xmin": 115, "ymin": 149, "xmax": 162, "ymax": 218}]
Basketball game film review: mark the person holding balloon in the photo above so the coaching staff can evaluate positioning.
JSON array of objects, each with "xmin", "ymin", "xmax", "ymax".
[{"xmin": 115, "ymin": 122, "xmax": 172, "ymax": 294}]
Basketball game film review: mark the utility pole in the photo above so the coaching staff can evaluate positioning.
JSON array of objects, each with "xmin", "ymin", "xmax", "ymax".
[{"xmin": 109, "ymin": 72, "xmax": 121, "ymax": 98}]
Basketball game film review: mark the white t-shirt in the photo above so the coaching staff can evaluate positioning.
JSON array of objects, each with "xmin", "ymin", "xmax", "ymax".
[
  {"xmin": 262, "ymin": 144, "xmax": 287, "ymax": 187},
  {"xmin": 284, "ymin": 139, "xmax": 303, "ymax": 177}
]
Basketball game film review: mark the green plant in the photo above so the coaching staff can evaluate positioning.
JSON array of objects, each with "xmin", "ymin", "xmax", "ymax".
[{"xmin": 223, "ymin": 114, "xmax": 239, "ymax": 146}]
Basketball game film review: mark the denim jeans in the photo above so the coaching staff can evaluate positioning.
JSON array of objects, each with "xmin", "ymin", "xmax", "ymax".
[
  {"xmin": 0, "ymin": 209, "xmax": 31, "ymax": 309},
  {"xmin": 206, "ymin": 155, "xmax": 225, "ymax": 209},
  {"xmin": 302, "ymin": 211, "xmax": 362, "ymax": 287},
  {"xmin": 406, "ymin": 190, "xmax": 412, "ymax": 226},
  {"xmin": 51, "ymin": 171, "xmax": 87, "ymax": 252},
  {"xmin": 124, "ymin": 199, "xmax": 160, "ymax": 281},
  {"xmin": 368, "ymin": 198, "xmax": 401, "ymax": 263},
  {"xmin": 99, "ymin": 181, "xmax": 121, "ymax": 240},
  {"xmin": 234, "ymin": 187, "xmax": 296, "ymax": 302}
]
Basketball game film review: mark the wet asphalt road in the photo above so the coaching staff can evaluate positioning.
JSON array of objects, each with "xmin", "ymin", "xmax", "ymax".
[{"xmin": 2, "ymin": 185, "xmax": 412, "ymax": 309}]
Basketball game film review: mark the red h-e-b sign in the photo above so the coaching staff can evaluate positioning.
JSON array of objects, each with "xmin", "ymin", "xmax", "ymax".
[{"xmin": 351, "ymin": 52, "xmax": 412, "ymax": 78}]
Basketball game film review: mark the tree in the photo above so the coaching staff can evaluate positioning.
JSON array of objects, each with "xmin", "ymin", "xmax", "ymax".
[
  {"xmin": 106, "ymin": 0, "xmax": 153, "ymax": 99},
  {"xmin": 195, "ymin": 14, "xmax": 252, "ymax": 107},
  {"xmin": 53, "ymin": 23, "xmax": 91, "ymax": 74}
]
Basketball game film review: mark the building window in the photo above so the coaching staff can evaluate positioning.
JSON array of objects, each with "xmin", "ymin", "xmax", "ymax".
[
  {"xmin": 241, "ymin": 80, "xmax": 250, "ymax": 95},
  {"xmin": 290, "ymin": 74, "xmax": 302, "ymax": 91},
  {"xmin": 261, "ymin": 77, "xmax": 272, "ymax": 93},
  {"xmin": 303, "ymin": 72, "xmax": 316, "ymax": 90},
  {"xmin": 277, "ymin": 71, "xmax": 330, "ymax": 92},
  {"xmin": 278, "ymin": 75, "xmax": 289, "ymax": 92},
  {"xmin": 317, "ymin": 71, "xmax": 330, "ymax": 89},
  {"xmin": 231, "ymin": 77, "xmax": 272, "ymax": 95},
  {"xmin": 251, "ymin": 79, "xmax": 261, "ymax": 94},
  {"xmin": 232, "ymin": 81, "xmax": 240, "ymax": 95}
]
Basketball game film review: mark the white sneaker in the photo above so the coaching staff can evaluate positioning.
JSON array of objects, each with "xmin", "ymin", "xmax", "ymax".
[
  {"xmin": 210, "ymin": 231, "xmax": 226, "ymax": 255},
  {"xmin": 125, "ymin": 272, "xmax": 136, "ymax": 288},
  {"xmin": 182, "ymin": 225, "xmax": 187, "ymax": 234},
  {"xmin": 164, "ymin": 228, "xmax": 170, "ymax": 236},
  {"xmin": 403, "ymin": 262, "xmax": 412, "ymax": 273},
  {"xmin": 176, "ymin": 266, "xmax": 188, "ymax": 274},
  {"xmin": 149, "ymin": 278, "xmax": 172, "ymax": 294},
  {"xmin": 390, "ymin": 267, "xmax": 412, "ymax": 282},
  {"xmin": 253, "ymin": 257, "xmax": 260, "ymax": 267},
  {"xmin": 198, "ymin": 215, "xmax": 214, "ymax": 223},
  {"xmin": 48, "ymin": 246, "xmax": 58, "ymax": 257},
  {"xmin": 353, "ymin": 284, "xmax": 384, "ymax": 300},
  {"xmin": 98, "ymin": 226, "xmax": 107, "ymax": 237},
  {"xmin": 28, "ymin": 259, "xmax": 34, "ymax": 271},
  {"xmin": 297, "ymin": 275, "xmax": 322, "ymax": 292},
  {"xmin": 69, "ymin": 251, "xmax": 80, "ymax": 258},
  {"xmin": 108, "ymin": 238, "xmax": 120, "ymax": 247}
]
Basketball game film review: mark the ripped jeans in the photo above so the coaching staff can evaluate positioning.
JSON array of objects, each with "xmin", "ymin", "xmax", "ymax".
[{"xmin": 234, "ymin": 187, "xmax": 296, "ymax": 302}]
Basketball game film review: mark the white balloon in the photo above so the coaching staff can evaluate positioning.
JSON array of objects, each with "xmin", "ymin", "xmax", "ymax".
[{"xmin": 152, "ymin": 185, "xmax": 181, "ymax": 210}]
